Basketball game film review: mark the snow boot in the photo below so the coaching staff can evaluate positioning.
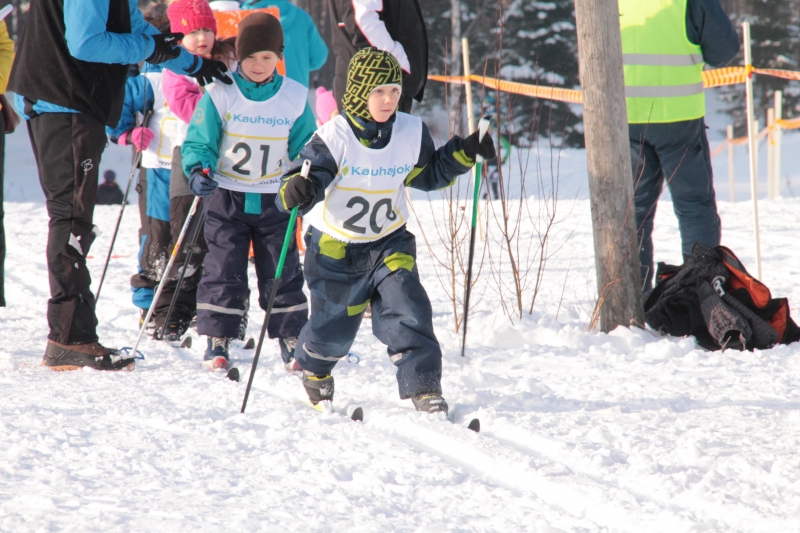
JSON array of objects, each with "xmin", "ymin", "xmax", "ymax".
[
  {"xmin": 302, "ymin": 370, "xmax": 334, "ymax": 405},
  {"xmin": 203, "ymin": 337, "xmax": 230, "ymax": 370},
  {"xmin": 280, "ymin": 337, "xmax": 300, "ymax": 372},
  {"xmin": 42, "ymin": 341, "xmax": 135, "ymax": 372},
  {"xmin": 412, "ymin": 393, "xmax": 449, "ymax": 415},
  {"xmin": 154, "ymin": 315, "xmax": 190, "ymax": 343}
]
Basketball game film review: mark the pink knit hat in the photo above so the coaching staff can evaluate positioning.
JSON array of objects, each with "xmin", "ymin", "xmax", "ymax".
[
  {"xmin": 315, "ymin": 87, "xmax": 338, "ymax": 125},
  {"xmin": 168, "ymin": 0, "xmax": 218, "ymax": 35}
]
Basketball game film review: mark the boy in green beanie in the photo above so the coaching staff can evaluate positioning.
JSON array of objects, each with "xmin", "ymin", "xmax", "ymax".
[{"xmin": 278, "ymin": 47, "xmax": 496, "ymax": 414}]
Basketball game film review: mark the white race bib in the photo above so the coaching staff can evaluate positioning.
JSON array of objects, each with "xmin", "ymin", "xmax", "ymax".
[
  {"xmin": 207, "ymin": 76, "xmax": 307, "ymax": 193},
  {"xmin": 310, "ymin": 113, "xmax": 422, "ymax": 242},
  {"xmin": 141, "ymin": 71, "xmax": 176, "ymax": 169}
]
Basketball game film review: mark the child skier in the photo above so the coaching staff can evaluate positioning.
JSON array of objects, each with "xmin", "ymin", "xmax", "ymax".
[
  {"xmin": 181, "ymin": 12, "xmax": 315, "ymax": 369},
  {"xmin": 278, "ymin": 48, "xmax": 496, "ymax": 414},
  {"xmin": 110, "ymin": 0, "xmax": 235, "ymax": 343}
]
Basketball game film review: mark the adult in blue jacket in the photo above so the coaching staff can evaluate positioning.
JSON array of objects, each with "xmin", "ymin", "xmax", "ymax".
[
  {"xmin": 242, "ymin": 0, "xmax": 329, "ymax": 88},
  {"xmin": 8, "ymin": 0, "xmax": 232, "ymax": 371}
]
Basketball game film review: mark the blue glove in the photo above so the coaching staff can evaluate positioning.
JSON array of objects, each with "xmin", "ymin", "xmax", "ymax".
[{"xmin": 189, "ymin": 168, "xmax": 218, "ymax": 197}]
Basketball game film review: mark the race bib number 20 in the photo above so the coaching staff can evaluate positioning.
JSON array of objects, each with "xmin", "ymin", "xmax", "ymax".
[{"xmin": 322, "ymin": 185, "xmax": 405, "ymax": 240}]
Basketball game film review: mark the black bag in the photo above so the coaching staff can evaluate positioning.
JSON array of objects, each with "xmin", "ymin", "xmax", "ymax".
[{"xmin": 644, "ymin": 243, "xmax": 800, "ymax": 351}]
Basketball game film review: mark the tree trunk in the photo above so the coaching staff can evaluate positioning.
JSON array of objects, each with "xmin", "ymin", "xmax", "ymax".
[{"xmin": 574, "ymin": 0, "xmax": 644, "ymax": 332}]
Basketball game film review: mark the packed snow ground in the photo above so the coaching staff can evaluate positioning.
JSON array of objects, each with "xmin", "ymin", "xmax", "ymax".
[{"xmin": 3, "ymin": 125, "xmax": 800, "ymax": 532}]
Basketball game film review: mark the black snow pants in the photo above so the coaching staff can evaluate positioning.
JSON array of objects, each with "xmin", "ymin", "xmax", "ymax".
[
  {"xmin": 196, "ymin": 189, "xmax": 307, "ymax": 340},
  {"xmin": 27, "ymin": 112, "xmax": 106, "ymax": 344},
  {"xmin": 630, "ymin": 118, "xmax": 721, "ymax": 290},
  {"xmin": 296, "ymin": 226, "xmax": 442, "ymax": 400}
]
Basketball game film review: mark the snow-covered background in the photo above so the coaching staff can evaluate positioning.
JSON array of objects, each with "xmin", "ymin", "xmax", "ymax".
[{"xmin": 3, "ymin": 93, "xmax": 800, "ymax": 531}]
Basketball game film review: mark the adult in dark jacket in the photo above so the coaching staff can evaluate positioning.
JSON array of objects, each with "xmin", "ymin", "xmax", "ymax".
[
  {"xmin": 620, "ymin": 0, "xmax": 740, "ymax": 290},
  {"xmin": 8, "ymin": 0, "xmax": 232, "ymax": 371},
  {"xmin": 327, "ymin": 0, "xmax": 427, "ymax": 113},
  {"xmin": 96, "ymin": 170, "xmax": 126, "ymax": 206}
]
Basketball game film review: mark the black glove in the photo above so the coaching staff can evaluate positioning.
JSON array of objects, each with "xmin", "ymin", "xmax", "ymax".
[
  {"xmin": 145, "ymin": 32, "xmax": 184, "ymax": 65},
  {"xmin": 280, "ymin": 173, "xmax": 315, "ymax": 210},
  {"xmin": 189, "ymin": 167, "xmax": 218, "ymax": 197},
  {"xmin": 190, "ymin": 58, "xmax": 233, "ymax": 86},
  {"xmin": 462, "ymin": 130, "xmax": 497, "ymax": 161}
]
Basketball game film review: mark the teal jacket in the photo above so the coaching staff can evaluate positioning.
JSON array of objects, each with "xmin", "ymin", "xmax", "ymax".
[
  {"xmin": 181, "ymin": 71, "xmax": 317, "ymax": 177},
  {"xmin": 242, "ymin": 0, "xmax": 328, "ymax": 87}
]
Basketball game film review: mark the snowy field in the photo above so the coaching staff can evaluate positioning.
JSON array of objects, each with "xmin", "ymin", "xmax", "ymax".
[{"xmin": 3, "ymin": 123, "xmax": 800, "ymax": 532}]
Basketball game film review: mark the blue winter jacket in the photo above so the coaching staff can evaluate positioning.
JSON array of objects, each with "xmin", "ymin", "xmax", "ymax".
[
  {"xmin": 242, "ymin": 0, "xmax": 328, "ymax": 88},
  {"xmin": 15, "ymin": 0, "xmax": 202, "ymax": 119},
  {"xmin": 105, "ymin": 64, "xmax": 160, "ymax": 142}
]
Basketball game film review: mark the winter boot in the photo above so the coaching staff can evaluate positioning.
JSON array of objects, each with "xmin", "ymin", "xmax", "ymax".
[
  {"xmin": 412, "ymin": 393, "xmax": 449, "ymax": 415},
  {"xmin": 42, "ymin": 341, "xmax": 135, "ymax": 372},
  {"xmin": 280, "ymin": 337, "xmax": 301, "ymax": 372},
  {"xmin": 154, "ymin": 315, "xmax": 190, "ymax": 343},
  {"xmin": 237, "ymin": 293, "xmax": 250, "ymax": 341},
  {"xmin": 203, "ymin": 337, "xmax": 230, "ymax": 370},
  {"xmin": 302, "ymin": 370, "xmax": 334, "ymax": 405}
]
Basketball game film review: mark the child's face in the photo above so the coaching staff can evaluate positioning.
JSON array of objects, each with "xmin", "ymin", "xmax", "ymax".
[
  {"xmin": 241, "ymin": 51, "xmax": 279, "ymax": 83},
  {"xmin": 367, "ymin": 85, "xmax": 401, "ymax": 123},
  {"xmin": 181, "ymin": 29, "xmax": 216, "ymax": 56}
]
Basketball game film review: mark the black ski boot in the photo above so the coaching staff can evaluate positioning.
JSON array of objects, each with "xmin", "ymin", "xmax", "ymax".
[
  {"xmin": 302, "ymin": 370, "xmax": 334, "ymax": 405},
  {"xmin": 43, "ymin": 341, "xmax": 135, "ymax": 372},
  {"xmin": 154, "ymin": 315, "xmax": 190, "ymax": 344},
  {"xmin": 412, "ymin": 393, "xmax": 449, "ymax": 414}
]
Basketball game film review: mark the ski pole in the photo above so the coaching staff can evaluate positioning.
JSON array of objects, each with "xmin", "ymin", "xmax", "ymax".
[
  {"xmin": 460, "ymin": 117, "xmax": 491, "ymax": 357},
  {"xmin": 241, "ymin": 159, "xmax": 310, "ymax": 414},
  {"xmin": 129, "ymin": 195, "xmax": 202, "ymax": 360},
  {"xmin": 157, "ymin": 206, "xmax": 205, "ymax": 340},
  {"xmin": 96, "ymin": 109, "xmax": 154, "ymax": 303}
]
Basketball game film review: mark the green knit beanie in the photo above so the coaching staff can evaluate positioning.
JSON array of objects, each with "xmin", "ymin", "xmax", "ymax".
[{"xmin": 342, "ymin": 48, "xmax": 402, "ymax": 121}]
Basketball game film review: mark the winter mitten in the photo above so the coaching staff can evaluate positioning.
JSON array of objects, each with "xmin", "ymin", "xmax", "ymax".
[
  {"xmin": 146, "ymin": 32, "xmax": 184, "ymax": 65},
  {"xmin": 280, "ymin": 173, "xmax": 315, "ymax": 210},
  {"xmin": 190, "ymin": 58, "xmax": 233, "ymax": 86},
  {"xmin": 189, "ymin": 168, "xmax": 218, "ymax": 197},
  {"xmin": 462, "ymin": 129, "xmax": 497, "ymax": 161},
  {"xmin": 119, "ymin": 127, "xmax": 155, "ymax": 151}
]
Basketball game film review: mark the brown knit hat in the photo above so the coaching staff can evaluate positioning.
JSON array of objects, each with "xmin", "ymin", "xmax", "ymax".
[{"xmin": 236, "ymin": 12, "xmax": 284, "ymax": 60}]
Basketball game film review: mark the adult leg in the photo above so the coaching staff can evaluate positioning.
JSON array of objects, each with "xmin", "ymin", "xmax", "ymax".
[
  {"xmin": 250, "ymin": 193, "xmax": 308, "ymax": 342},
  {"xmin": 29, "ymin": 113, "xmax": 106, "ymax": 344},
  {"xmin": 629, "ymin": 124, "xmax": 666, "ymax": 291},
  {"xmin": 195, "ymin": 189, "xmax": 250, "ymax": 339},
  {"xmin": 656, "ymin": 119, "xmax": 721, "ymax": 258},
  {"xmin": 369, "ymin": 230, "xmax": 442, "ymax": 399}
]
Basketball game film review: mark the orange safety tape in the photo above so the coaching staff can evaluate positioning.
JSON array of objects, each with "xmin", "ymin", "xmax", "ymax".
[
  {"xmin": 428, "ymin": 75, "xmax": 584, "ymax": 104},
  {"xmin": 777, "ymin": 117, "xmax": 800, "ymax": 130},
  {"xmin": 429, "ymin": 66, "xmax": 800, "ymax": 103}
]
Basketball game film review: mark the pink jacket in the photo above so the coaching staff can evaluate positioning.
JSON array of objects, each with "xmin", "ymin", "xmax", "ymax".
[{"xmin": 162, "ymin": 69, "xmax": 202, "ymax": 124}]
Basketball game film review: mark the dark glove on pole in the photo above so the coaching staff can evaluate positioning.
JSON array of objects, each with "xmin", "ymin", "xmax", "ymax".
[
  {"xmin": 279, "ymin": 172, "xmax": 315, "ymax": 210},
  {"xmin": 462, "ymin": 128, "xmax": 497, "ymax": 161},
  {"xmin": 146, "ymin": 33, "xmax": 184, "ymax": 64},
  {"xmin": 191, "ymin": 58, "xmax": 233, "ymax": 86},
  {"xmin": 189, "ymin": 168, "xmax": 218, "ymax": 197}
]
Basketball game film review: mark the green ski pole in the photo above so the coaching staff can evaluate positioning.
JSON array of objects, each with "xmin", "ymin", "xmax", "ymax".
[
  {"xmin": 241, "ymin": 159, "xmax": 311, "ymax": 413},
  {"xmin": 460, "ymin": 117, "xmax": 491, "ymax": 357}
]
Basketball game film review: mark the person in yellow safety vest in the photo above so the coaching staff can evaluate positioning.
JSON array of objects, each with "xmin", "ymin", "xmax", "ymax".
[{"xmin": 619, "ymin": 0, "xmax": 739, "ymax": 290}]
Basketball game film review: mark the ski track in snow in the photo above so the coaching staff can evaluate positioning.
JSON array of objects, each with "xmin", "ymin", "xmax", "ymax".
[{"xmin": 3, "ymin": 127, "xmax": 800, "ymax": 531}]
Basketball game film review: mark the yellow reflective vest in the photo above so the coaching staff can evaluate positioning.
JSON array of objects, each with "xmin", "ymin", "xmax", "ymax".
[{"xmin": 619, "ymin": 0, "xmax": 705, "ymax": 124}]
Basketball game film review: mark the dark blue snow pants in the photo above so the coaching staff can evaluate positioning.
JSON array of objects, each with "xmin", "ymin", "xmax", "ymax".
[
  {"xmin": 630, "ymin": 118, "xmax": 721, "ymax": 290},
  {"xmin": 196, "ymin": 189, "xmax": 308, "ymax": 340},
  {"xmin": 295, "ymin": 226, "xmax": 442, "ymax": 400}
]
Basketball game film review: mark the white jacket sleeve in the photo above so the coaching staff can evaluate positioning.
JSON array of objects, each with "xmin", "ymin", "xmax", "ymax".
[{"xmin": 352, "ymin": 0, "xmax": 411, "ymax": 73}]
